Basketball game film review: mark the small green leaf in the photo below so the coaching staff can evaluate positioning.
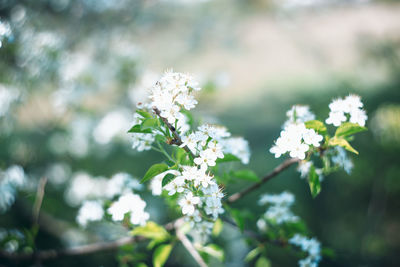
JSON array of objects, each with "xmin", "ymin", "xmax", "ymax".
[
  {"xmin": 140, "ymin": 163, "xmax": 169, "ymax": 184},
  {"xmin": 328, "ymin": 137, "xmax": 359, "ymax": 154},
  {"xmin": 216, "ymin": 154, "xmax": 240, "ymax": 164},
  {"xmin": 198, "ymin": 244, "xmax": 224, "ymax": 262},
  {"xmin": 142, "ymin": 118, "xmax": 159, "ymax": 130},
  {"xmin": 161, "ymin": 173, "xmax": 176, "ymax": 187},
  {"xmin": 308, "ymin": 166, "xmax": 321, "ymax": 198},
  {"xmin": 232, "ymin": 169, "xmax": 260, "ymax": 182},
  {"xmin": 131, "ymin": 221, "xmax": 170, "ymax": 241},
  {"xmin": 212, "ymin": 219, "xmax": 223, "ymax": 237},
  {"xmin": 128, "ymin": 125, "xmax": 152, "ymax": 134},
  {"xmin": 305, "ymin": 120, "xmax": 327, "ymax": 135},
  {"xmin": 153, "ymin": 244, "xmax": 173, "ymax": 267},
  {"xmin": 136, "ymin": 109, "xmax": 153, "ymax": 119},
  {"xmin": 335, "ymin": 122, "xmax": 367, "ymax": 138},
  {"xmin": 255, "ymin": 257, "xmax": 271, "ymax": 267},
  {"xmin": 244, "ymin": 247, "xmax": 261, "ymax": 263}
]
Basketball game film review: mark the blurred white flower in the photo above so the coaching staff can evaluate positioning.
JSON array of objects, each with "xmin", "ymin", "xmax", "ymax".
[{"xmin": 76, "ymin": 200, "xmax": 104, "ymax": 227}]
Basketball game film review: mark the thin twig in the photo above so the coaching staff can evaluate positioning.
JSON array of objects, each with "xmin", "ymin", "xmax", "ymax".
[
  {"xmin": 174, "ymin": 218, "xmax": 207, "ymax": 267},
  {"xmin": 153, "ymin": 108, "xmax": 195, "ymax": 158},
  {"xmin": 227, "ymin": 158, "xmax": 300, "ymax": 203},
  {"xmin": 33, "ymin": 177, "xmax": 47, "ymax": 226},
  {"xmin": 0, "ymin": 236, "xmax": 143, "ymax": 261}
]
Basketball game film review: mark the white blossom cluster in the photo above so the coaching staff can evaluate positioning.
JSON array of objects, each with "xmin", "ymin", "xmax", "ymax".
[
  {"xmin": 0, "ymin": 165, "xmax": 26, "ymax": 213},
  {"xmin": 131, "ymin": 71, "xmax": 251, "ymax": 240},
  {"xmin": 0, "ymin": 20, "xmax": 12, "ymax": 48},
  {"xmin": 289, "ymin": 234, "xmax": 321, "ymax": 267},
  {"xmin": 331, "ymin": 147, "xmax": 353, "ymax": 174},
  {"xmin": 270, "ymin": 120, "xmax": 323, "ymax": 160},
  {"xmin": 0, "ymin": 228, "xmax": 25, "ymax": 253},
  {"xmin": 107, "ymin": 192, "xmax": 150, "ymax": 226},
  {"xmin": 326, "ymin": 95, "xmax": 367, "ymax": 127},
  {"xmin": 72, "ymin": 172, "xmax": 146, "ymax": 227},
  {"xmin": 257, "ymin": 192, "xmax": 299, "ymax": 226}
]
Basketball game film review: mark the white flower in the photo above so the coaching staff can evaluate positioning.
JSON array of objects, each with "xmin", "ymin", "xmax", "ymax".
[
  {"xmin": 207, "ymin": 141, "xmax": 224, "ymax": 159},
  {"xmin": 289, "ymin": 234, "xmax": 321, "ymax": 267},
  {"xmin": 221, "ymin": 137, "xmax": 251, "ymax": 164},
  {"xmin": 204, "ymin": 197, "xmax": 224, "ymax": 219},
  {"xmin": 285, "ymin": 105, "xmax": 315, "ymax": 126},
  {"xmin": 180, "ymin": 133, "xmax": 198, "ymax": 153},
  {"xmin": 4, "ymin": 165, "xmax": 26, "ymax": 188},
  {"xmin": 178, "ymin": 192, "xmax": 200, "ymax": 215},
  {"xmin": 76, "ymin": 200, "xmax": 104, "ymax": 227},
  {"xmin": 343, "ymin": 94, "xmax": 363, "ymax": 113},
  {"xmin": 184, "ymin": 209, "xmax": 202, "ymax": 227},
  {"xmin": 302, "ymin": 129, "xmax": 323, "ymax": 147},
  {"xmin": 326, "ymin": 111, "xmax": 346, "ymax": 127},
  {"xmin": 150, "ymin": 170, "xmax": 180, "ymax": 196},
  {"xmin": 107, "ymin": 193, "xmax": 149, "ymax": 226},
  {"xmin": 297, "ymin": 161, "xmax": 312, "ymax": 178},
  {"xmin": 331, "ymin": 147, "xmax": 353, "ymax": 174},
  {"xmin": 349, "ymin": 109, "xmax": 367, "ymax": 127},
  {"xmin": 194, "ymin": 149, "xmax": 217, "ymax": 168},
  {"xmin": 289, "ymin": 143, "xmax": 309, "ymax": 160},
  {"xmin": 164, "ymin": 176, "xmax": 185, "ymax": 195}
]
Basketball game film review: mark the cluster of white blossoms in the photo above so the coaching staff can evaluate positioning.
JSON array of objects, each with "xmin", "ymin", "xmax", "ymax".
[
  {"xmin": 66, "ymin": 172, "xmax": 142, "ymax": 207},
  {"xmin": 107, "ymin": 192, "xmax": 150, "ymax": 226},
  {"xmin": 149, "ymin": 71, "xmax": 200, "ymax": 124},
  {"xmin": 129, "ymin": 71, "xmax": 251, "ymax": 234},
  {"xmin": 331, "ymin": 147, "xmax": 353, "ymax": 174},
  {"xmin": 181, "ymin": 124, "xmax": 250, "ymax": 165},
  {"xmin": 0, "ymin": 20, "xmax": 12, "ymax": 48},
  {"xmin": 0, "ymin": 165, "xmax": 26, "ymax": 213},
  {"xmin": 257, "ymin": 192, "xmax": 299, "ymax": 226},
  {"xmin": 73, "ymin": 173, "xmax": 147, "ymax": 227},
  {"xmin": 326, "ymin": 95, "xmax": 367, "ymax": 127},
  {"xmin": 270, "ymin": 105, "xmax": 323, "ymax": 160},
  {"xmin": 289, "ymin": 234, "xmax": 321, "ymax": 267},
  {"xmin": 76, "ymin": 200, "xmax": 104, "ymax": 227}
]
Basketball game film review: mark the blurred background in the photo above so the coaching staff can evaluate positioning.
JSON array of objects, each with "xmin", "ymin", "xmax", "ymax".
[{"xmin": 0, "ymin": 0, "xmax": 399, "ymax": 266}]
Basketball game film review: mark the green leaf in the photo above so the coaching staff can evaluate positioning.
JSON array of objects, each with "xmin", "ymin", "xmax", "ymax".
[
  {"xmin": 305, "ymin": 120, "xmax": 327, "ymax": 135},
  {"xmin": 128, "ymin": 125, "xmax": 152, "ymax": 134},
  {"xmin": 328, "ymin": 137, "xmax": 359, "ymax": 154},
  {"xmin": 142, "ymin": 118, "xmax": 159, "ymax": 130},
  {"xmin": 255, "ymin": 257, "xmax": 271, "ymax": 267},
  {"xmin": 244, "ymin": 247, "xmax": 261, "ymax": 263},
  {"xmin": 232, "ymin": 169, "xmax": 260, "ymax": 182},
  {"xmin": 216, "ymin": 154, "xmax": 240, "ymax": 164},
  {"xmin": 153, "ymin": 244, "xmax": 173, "ymax": 267},
  {"xmin": 198, "ymin": 244, "xmax": 224, "ymax": 262},
  {"xmin": 335, "ymin": 122, "xmax": 367, "ymax": 138},
  {"xmin": 140, "ymin": 163, "xmax": 169, "ymax": 184},
  {"xmin": 212, "ymin": 219, "xmax": 223, "ymax": 237},
  {"xmin": 131, "ymin": 222, "xmax": 170, "ymax": 241},
  {"xmin": 308, "ymin": 166, "xmax": 321, "ymax": 198},
  {"xmin": 161, "ymin": 173, "xmax": 175, "ymax": 187},
  {"xmin": 136, "ymin": 109, "xmax": 153, "ymax": 119}
]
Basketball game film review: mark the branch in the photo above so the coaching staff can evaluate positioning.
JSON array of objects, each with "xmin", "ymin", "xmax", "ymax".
[
  {"xmin": 174, "ymin": 219, "xmax": 207, "ymax": 267},
  {"xmin": 0, "ymin": 236, "xmax": 143, "ymax": 261},
  {"xmin": 227, "ymin": 158, "xmax": 300, "ymax": 203},
  {"xmin": 153, "ymin": 108, "xmax": 195, "ymax": 158}
]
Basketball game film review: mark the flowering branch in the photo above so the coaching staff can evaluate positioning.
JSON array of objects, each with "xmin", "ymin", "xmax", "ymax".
[
  {"xmin": 227, "ymin": 158, "xmax": 300, "ymax": 203},
  {"xmin": 153, "ymin": 107, "xmax": 195, "ymax": 158}
]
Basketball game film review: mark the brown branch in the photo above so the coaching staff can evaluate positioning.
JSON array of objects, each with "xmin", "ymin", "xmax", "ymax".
[
  {"xmin": 153, "ymin": 108, "xmax": 195, "ymax": 158},
  {"xmin": 0, "ymin": 236, "xmax": 143, "ymax": 261},
  {"xmin": 227, "ymin": 158, "xmax": 300, "ymax": 203},
  {"xmin": 174, "ymin": 218, "xmax": 207, "ymax": 267}
]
